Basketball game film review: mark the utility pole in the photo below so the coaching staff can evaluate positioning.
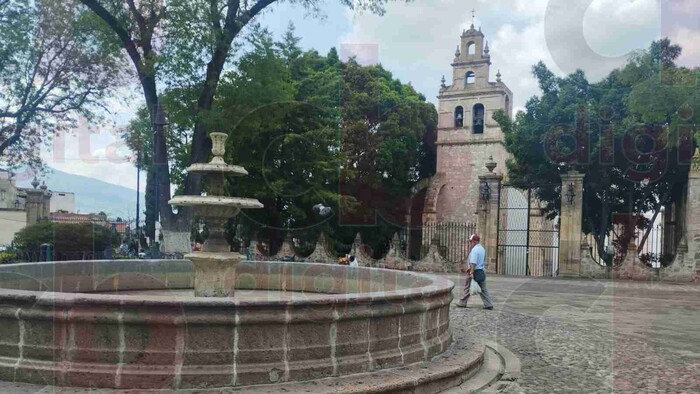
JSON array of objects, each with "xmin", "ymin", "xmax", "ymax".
[
  {"xmin": 136, "ymin": 149, "xmax": 141, "ymax": 255},
  {"xmin": 152, "ymin": 99, "xmax": 167, "ymax": 258}
]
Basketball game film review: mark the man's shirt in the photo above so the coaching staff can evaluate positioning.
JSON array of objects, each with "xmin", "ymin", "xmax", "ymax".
[{"xmin": 467, "ymin": 243, "xmax": 486, "ymax": 270}]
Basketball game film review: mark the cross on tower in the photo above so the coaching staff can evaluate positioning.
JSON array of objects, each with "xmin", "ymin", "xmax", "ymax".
[{"xmin": 471, "ymin": 9, "xmax": 475, "ymax": 25}]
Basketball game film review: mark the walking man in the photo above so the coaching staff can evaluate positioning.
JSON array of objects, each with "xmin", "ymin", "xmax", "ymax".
[{"xmin": 456, "ymin": 234, "xmax": 493, "ymax": 310}]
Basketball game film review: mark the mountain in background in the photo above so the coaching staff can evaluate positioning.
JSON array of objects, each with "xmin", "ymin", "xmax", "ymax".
[{"xmin": 17, "ymin": 168, "xmax": 144, "ymax": 220}]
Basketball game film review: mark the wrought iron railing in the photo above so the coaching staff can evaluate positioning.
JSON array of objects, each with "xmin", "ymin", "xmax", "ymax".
[{"xmin": 419, "ymin": 222, "xmax": 476, "ymax": 264}]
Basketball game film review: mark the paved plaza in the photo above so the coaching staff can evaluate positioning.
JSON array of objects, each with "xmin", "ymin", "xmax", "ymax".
[{"xmin": 448, "ymin": 274, "xmax": 700, "ymax": 393}]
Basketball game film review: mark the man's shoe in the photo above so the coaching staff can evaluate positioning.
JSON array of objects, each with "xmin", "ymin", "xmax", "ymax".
[
  {"xmin": 455, "ymin": 302, "xmax": 467, "ymax": 308},
  {"xmin": 483, "ymin": 306, "xmax": 493, "ymax": 310}
]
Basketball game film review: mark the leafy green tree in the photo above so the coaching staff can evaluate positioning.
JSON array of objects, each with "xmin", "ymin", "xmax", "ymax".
[
  {"xmin": 494, "ymin": 39, "xmax": 699, "ymax": 264},
  {"xmin": 337, "ymin": 59, "xmax": 437, "ymax": 255},
  {"xmin": 122, "ymin": 26, "xmax": 438, "ymax": 256},
  {"xmin": 0, "ymin": 0, "xmax": 121, "ymax": 167},
  {"xmin": 80, "ymin": 0, "xmax": 409, "ymax": 252}
]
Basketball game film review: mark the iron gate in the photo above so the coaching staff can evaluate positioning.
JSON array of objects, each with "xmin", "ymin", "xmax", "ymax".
[{"xmin": 497, "ymin": 185, "xmax": 560, "ymax": 277}]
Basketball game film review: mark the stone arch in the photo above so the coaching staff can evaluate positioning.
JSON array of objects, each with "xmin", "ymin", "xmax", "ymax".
[
  {"xmin": 467, "ymin": 41, "xmax": 476, "ymax": 55},
  {"xmin": 465, "ymin": 71, "xmax": 476, "ymax": 86},
  {"xmin": 408, "ymin": 178, "xmax": 433, "ymax": 259},
  {"xmin": 422, "ymin": 174, "xmax": 447, "ymax": 226},
  {"xmin": 473, "ymin": 103, "xmax": 485, "ymax": 134},
  {"xmin": 454, "ymin": 106, "xmax": 464, "ymax": 128}
]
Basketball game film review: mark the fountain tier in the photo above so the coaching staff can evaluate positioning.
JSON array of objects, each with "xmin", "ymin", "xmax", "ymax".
[{"xmin": 169, "ymin": 132, "xmax": 262, "ymax": 297}]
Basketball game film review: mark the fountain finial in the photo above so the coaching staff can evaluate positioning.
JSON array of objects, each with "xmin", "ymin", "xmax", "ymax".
[{"xmin": 209, "ymin": 132, "xmax": 227, "ymax": 164}]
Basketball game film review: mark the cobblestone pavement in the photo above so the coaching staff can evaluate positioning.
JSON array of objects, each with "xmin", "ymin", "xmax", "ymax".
[{"xmin": 445, "ymin": 274, "xmax": 700, "ymax": 394}]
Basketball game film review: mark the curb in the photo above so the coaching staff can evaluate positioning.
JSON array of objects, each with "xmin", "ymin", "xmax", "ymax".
[{"xmin": 482, "ymin": 340, "xmax": 521, "ymax": 393}]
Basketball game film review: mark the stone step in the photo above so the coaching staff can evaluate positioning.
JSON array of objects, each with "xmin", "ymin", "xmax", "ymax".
[
  {"xmin": 441, "ymin": 346, "xmax": 502, "ymax": 393},
  {"xmin": 442, "ymin": 340, "xmax": 521, "ymax": 393}
]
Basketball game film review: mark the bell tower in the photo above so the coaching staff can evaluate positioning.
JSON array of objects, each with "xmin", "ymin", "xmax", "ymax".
[{"xmin": 423, "ymin": 22, "xmax": 513, "ymax": 225}]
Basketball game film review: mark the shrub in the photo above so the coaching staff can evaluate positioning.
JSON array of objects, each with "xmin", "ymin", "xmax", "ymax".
[
  {"xmin": 0, "ymin": 250, "xmax": 17, "ymax": 264},
  {"xmin": 14, "ymin": 221, "xmax": 120, "ymax": 253}
]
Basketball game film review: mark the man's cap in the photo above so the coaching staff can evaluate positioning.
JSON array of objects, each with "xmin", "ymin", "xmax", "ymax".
[{"xmin": 469, "ymin": 234, "xmax": 480, "ymax": 242}]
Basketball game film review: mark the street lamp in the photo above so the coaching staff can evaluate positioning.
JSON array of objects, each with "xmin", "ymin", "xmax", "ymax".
[{"xmin": 565, "ymin": 183, "xmax": 576, "ymax": 205}]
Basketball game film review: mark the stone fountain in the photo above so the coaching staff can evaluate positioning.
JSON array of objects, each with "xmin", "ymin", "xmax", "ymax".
[
  {"xmin": 169, "ymin": 132, "xmax": 263, "ymax": 297},
  {"xmin": 0, "ymin": 133, "xmax": 496, "ymax": 392}
]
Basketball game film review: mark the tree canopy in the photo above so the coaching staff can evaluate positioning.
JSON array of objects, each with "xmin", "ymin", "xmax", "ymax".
[
  {"xmin": 494, "ymin": 39, "xmax": 700, "ymax": 264},
  {"xmin": 0, "ymin": 0, "xmax": 122, "ymax": 168},
  {"xmin": 124, "ymin": 25, "xmax": 437, "ymax": 256},
  {"xmin": 80, "ymin": 0, "xmax": 409, "ymax": 252}
]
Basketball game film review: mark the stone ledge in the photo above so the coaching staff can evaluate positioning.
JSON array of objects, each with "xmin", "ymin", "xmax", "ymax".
[{"xmin": 0, "ymin": 333, "xmax": 486, "ymax": 394}]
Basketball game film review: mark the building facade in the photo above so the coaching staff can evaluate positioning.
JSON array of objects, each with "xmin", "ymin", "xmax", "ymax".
[
  {"xmin": 0, "ymin": 170, "xmax": 27, "ymax": 245},
  {"xmin": 422, "ymin": 24, "xmax": 512, "ymax": 226},
  {"xmin": 50, "ymin": 191, "xmax": 76, "ymax": 213}
]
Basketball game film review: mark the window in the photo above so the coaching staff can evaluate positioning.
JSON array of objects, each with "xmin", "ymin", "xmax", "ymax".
[
  {"xmin": 466, "ymin": 71, "xmax": 475, "ymax": 85},
  {"xmin": 473, "ymin": 104, "xmax": 485, "ymax": 134},
  {"xmin": 0, "ymin": 190, "xmax": 5, "ymax": 201},
  {"xmin": 505, "ymin": 95, "xmax": 511, "ymax": 115},
  {"xmin": 454, "ymin": 106, "xmax": 464, "ymax": 128},
  {"xmin": 467, "ymin": 42, "xmax": 476, "ymax": 55}
]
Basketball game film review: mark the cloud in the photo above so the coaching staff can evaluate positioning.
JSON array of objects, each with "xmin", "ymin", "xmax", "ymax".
[
  {"xmin": 40, "ymin": 104, "xmax": 144, "ymax": 192},
  {"xmin": 489, "ymin": 21, "xmax": 560, "ymax": 113},
  {"xmin": 669, "ymin": 27, "xmax": 700, "ymax": 67},
  {"xmin": 665, "ymin": 0, "xmax": 700, "ymax": 15},
  {"xmin": 31, "ymin": 0, "xmax": 699, "ymax": 190},
  {"xmin": 340, "ymin": 0, "xmax": 698, "ymax": 114}
]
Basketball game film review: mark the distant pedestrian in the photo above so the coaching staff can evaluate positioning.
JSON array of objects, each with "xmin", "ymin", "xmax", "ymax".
[
  {"xmin": 349, "ymin": 255, "xmax": 359, "ymax": 267},
  {"xmin": 456, "ymin": 234, "xmax": 493, "ymax": 310}
]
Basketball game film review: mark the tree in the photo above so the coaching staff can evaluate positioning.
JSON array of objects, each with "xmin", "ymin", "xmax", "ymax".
[
  {"xmin": 0, "ymin": 0, "xmax": 121, "ymax": 167},
  {"xmin": 80, "ymin": 0, "xmax": 408, "ymax": 252},
  {"xmin": 122, "ymin": 26, "xmax": 437, "ymax": 256},
  {"xmin": 14, "ymin": 221, "xmax": 119, "ymax": 255},
  {"xmin": 494, "ymin": 39, "xmax": 699, "ymax": 265}
]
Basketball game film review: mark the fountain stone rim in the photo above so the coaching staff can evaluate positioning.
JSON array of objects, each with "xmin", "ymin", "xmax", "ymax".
[{"xmin": 168, "ymin": 195, "xmax": 263, "ymax": 209}]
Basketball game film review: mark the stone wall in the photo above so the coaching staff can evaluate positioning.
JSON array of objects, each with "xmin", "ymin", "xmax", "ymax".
[
  {"xmin": 432, "ymin": 142, "xmax": 509, "ymax": 224},
  {"xmin": 292, "ymin": 232, "xmax": 460, "ymax": 273},
  {"xmin": 0, "ymin": 209, "xmax": 26, "ymax": 245}
]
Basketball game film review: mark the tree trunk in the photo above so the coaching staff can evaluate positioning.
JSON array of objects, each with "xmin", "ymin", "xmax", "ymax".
[{"xmin": 637, "ymin": 201, "xmax": 665, "ymax": 252}]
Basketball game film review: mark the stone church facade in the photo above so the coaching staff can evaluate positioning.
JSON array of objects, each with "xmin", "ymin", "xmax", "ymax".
[{"xmin": 422, "ymin": 24, "xmax": 513, "ymax": 226}]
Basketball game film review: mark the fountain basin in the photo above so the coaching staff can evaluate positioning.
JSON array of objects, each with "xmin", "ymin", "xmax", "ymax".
[{"xmin": 0, "ymin": 259, "xmax": 453, "ymax": 390}]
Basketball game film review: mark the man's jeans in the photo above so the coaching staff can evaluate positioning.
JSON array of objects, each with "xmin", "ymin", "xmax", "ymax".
[{"xmin": 459, "ymin": 269, "xmax": 493, "ymax": 308}]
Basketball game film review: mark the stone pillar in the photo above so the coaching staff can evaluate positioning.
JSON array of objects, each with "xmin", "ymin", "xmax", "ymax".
[
  {"xmin": 25, "ymin": 178, "xmax": 46, "ymax": 226},
  {"xmin": 673, "ymin": 151, "xmax": 700, "ymax": 278},
  {"xmin": 477, "ymin": 157, "xmax": 502, "ymax": 274},
  {"xmin": 40, "ymin": 182, "xmax": 51, "ymax": 218},
  {"xmin": 558, "ymin": 170, "xmax": 585, "ymax": 277}
]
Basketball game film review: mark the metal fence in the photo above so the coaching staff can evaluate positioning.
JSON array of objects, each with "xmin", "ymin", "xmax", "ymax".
[
  {"xmin": 498, "ymin": 186, "xmax": 559, "ymax": 277},
  {"xmin": 420, "ymin": 222, "xmax": 476, "ymax": 264},
  {"xmin": 584, "ymin": 223, "xmax": 667, "ymax": 268}
]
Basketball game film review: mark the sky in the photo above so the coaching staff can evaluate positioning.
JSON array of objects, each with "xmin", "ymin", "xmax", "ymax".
[{"xmin": 34, "ymin": 0, "xmax": 700, "ymax": 193}]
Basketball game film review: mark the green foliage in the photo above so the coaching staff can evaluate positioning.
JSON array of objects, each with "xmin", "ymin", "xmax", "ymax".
[
  {"xmin": 14, "ymin": 221, "xmax": 119, "ymax": 253},
  {"xmin": 495, "ymin": 39, "xmax": 698, "ymax": 265},
  {"xmin": 123, "ymin": 25, "xmax": 437, "ymax": 256},
  {"xmin": 0, "ymin": 0, "xmax": 122, "ymax": 167},
  {"xmin": 0, "ymin": 248, "xmax": 17, "ymax": 264}
]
